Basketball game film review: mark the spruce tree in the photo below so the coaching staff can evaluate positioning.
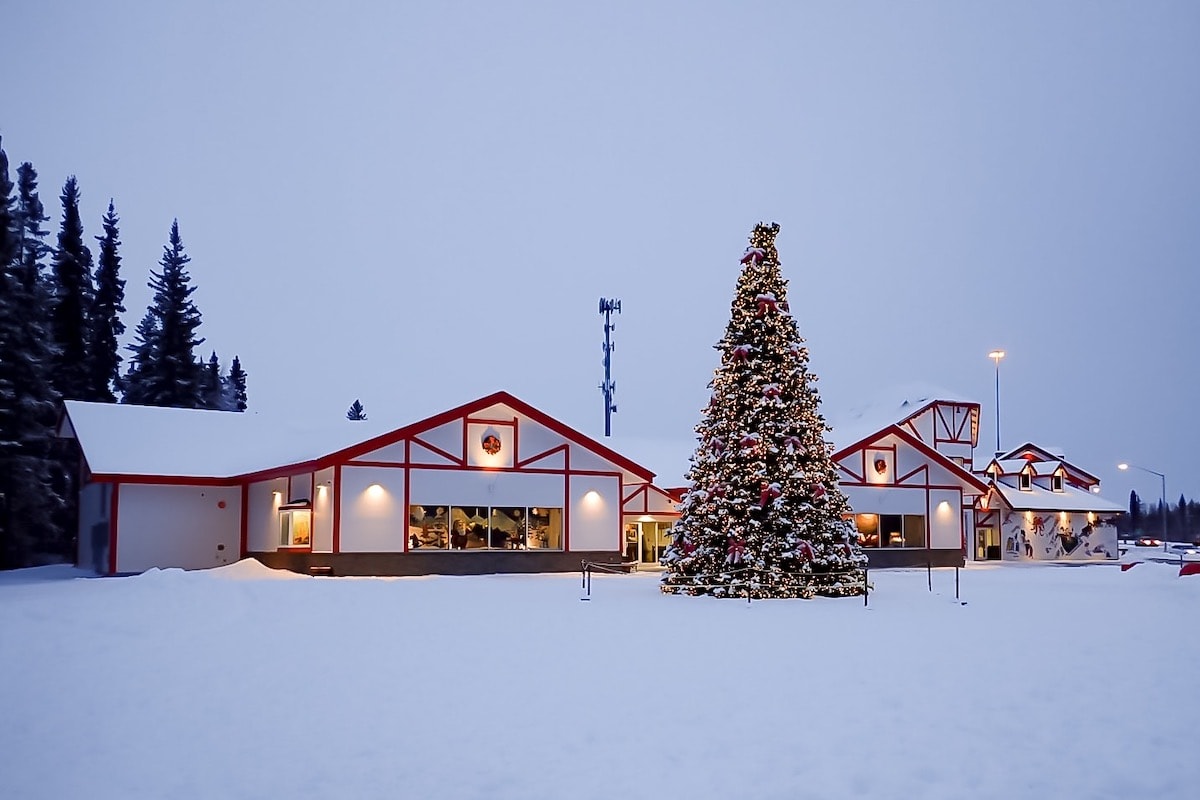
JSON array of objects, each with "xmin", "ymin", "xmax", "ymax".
[
  {"xmin": 200, "ymin": 351, "xmax": 223, "ymax": 410},
  {"xmin": 227, "ymin": 355, "xmax": 247, "ymax": 412},
  {"xmin": 0, "ymin": 139, "xmax": 61, "ymax": 567},
  {"xmin": 122, "ymin": 220, "xmax": 205, "ymax": 408},
  {"xmin": 48, "ymin": 176, "xmax": 95, "ymax": 400},
  {"xmin": 89, "ymin": 201, "xmax": 126, "ymax": 402},
  {"xmin": 346, "ymin": 399, "xmax": 367, "ymax": 421},
  {"xmin": 1129, "ymin": 490, "xmax": 1143, "ymax": 535},
  {"xmin": 15, "ymin": 163, "xmax": 52, "ymax": 299},
  {"xmin": 661, "ymin": 222, "xmax": 866, "ymax": 599}
]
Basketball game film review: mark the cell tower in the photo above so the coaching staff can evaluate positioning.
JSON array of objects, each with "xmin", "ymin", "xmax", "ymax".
[{"xmin": 598, "ymin": 297, "xmax": 621, "ymax": 436}]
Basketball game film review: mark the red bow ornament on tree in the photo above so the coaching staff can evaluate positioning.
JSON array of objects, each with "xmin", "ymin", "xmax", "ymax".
[
  {"xmin": 726, "ymin": 535, "xmax": 747, "ymax": 564},
  {"xmin": 810, "ymin": 483, "xmax": 827, "ymax": 501},
  {"xmin": 732, "ymin": 344, "xmax": 753, "ymax": 363},
  {"xmin": 762, "ymin": 383, "xmax": 782, "ymax": 401},
  {"xmin": 740, "ymin": 247, "xmax": 765, "ymax": 265},
  {"xmin": 758, "ymin": 481, "xmax": 782, "ymax": 509},
  {"xmin": 739, "ymin": 433, "xmax": 761, "ymax": 454},
  {"xmin": 755, "ymin": 293, "xmax": 779, "ymax": 315},
  {"xmin": 784, "ymin": 435, "xmax": 805, "ymax": 455},
  {"xmin": 796, "ymin": 541, "xmax": 816, "ymax": 562}
]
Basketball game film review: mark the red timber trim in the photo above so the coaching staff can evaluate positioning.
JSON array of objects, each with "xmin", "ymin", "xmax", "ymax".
[
  {"xmin": 900, "ymin": 419, "xmax": 921, "ymax": 440},
  {"xmin": 837, "ymin": 456, "xmax": 865, "ymax": 484},
  {"xmin": 834, "ymin": 425, "xmax": 988, "ymax": 494},
  {"xmin": 239, "ymin": 484, "xmax": 249, "ymax": 558},
  {"xmin": 402, "ymin": 441, "xmax": 410, "ymax": 553},
  {"xmin": 623, "ymin": 483, "xmax": 648, "ymax": 510},
  {"xmin": 616, "ymin": 473, "xmax": 624, "ymax": 551},
  {"xmin": 315, "ymin": 392, "xmax": 655, "ymax": 482},
  {"xmin": 408, "ymin": 435, "xmax": 465, "ymax": 467},
  {"xmin": 952, "ymin": 407, "xmax": 973, "ymax": 442},
  {"xmin": 896, "ymin": 463, "xmax": 927, "ymax": 486},
  {"xmin": 517, "ymin": 443, "xmax": 568, "ymax": 470},
  {"xmin": 333, "ymin": 464, "xmax": 343, "ymax": 554},
  {"xmin": 463, "ymin": 415, "xmax": 518, "ymax": 467},
  {"xmin": 89, "ymin": 473, "xmax": 237, "ymax": 486},
  {"xmin": 107, "ymin": 483, "xmax": 120, "ymax": 575},
  {"xmin": 563, "ymin": 447, "xmax": 571, "ymax": 552}
]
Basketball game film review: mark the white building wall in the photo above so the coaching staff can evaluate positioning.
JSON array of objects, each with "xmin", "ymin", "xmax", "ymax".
[
  {"xmin": 116, "ymin": 483, "xmax": 241, "ymax": 573},
  {"xmin": 408, "ymin": 468, "xmax": 566, "ymax": 508},
  {"xmin": 569, "ymin": 474, "xmax": 621, "ymax": 551},
  {"xmin": 288, "ymin": 472, "xmax": 314, "ymax": 503},
  {"xmin": 420, "ymin": 419, "xmax": 464, "ymax": 454},
  {"xmin": 313, "ymin": 467, "xmax": 334, "ymax": 553},
  {"xmin": 929, "ymin": 488, "xmax": 962, "ymax": 549},
  {"xmin": 356, "ymin": 441, "xmax": 407, "ymax": 464},
  {"xmin": 842, "ymin": 485, "xmax": 927, "ymax": 515},
  {"xmin": 247, "ymin": 477, "xmax": 288, "ymax": 552},
  {"xmin": 1000, "ymin": 509, "xmax": 1118, "ymax": 560},
  {"xmin": 515, "ymin": 415, "xmax": 564, "ymax": 460},
  {"xmin": 339, "ymin": 466, "xmax": 405, "ymax": 552},
  {"xmin": 78, "ymin": 482, "xmax": 110, "ymax": 573}
]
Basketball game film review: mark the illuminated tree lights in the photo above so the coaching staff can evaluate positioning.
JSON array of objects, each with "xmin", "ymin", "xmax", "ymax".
[{"xmin": 660, "ymin": 222, "xmax": 867, "ymax": 599}]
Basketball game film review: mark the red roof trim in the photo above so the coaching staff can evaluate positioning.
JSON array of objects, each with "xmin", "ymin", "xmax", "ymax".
[
  {"xmin": 318, "ymin": 391, "xmax": 655, "ymax": 481},
  {"xmin": 834, "ymin": 425, "xmax": 988, "ymax": 493}
]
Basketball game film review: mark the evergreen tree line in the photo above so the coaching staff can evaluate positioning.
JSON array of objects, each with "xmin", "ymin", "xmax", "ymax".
[
  {"xmin": 0, "ymin": 137, "xmax": 248, "ymax": 568},
  {"xmin": 1119, "ymin": 490, "xmax": 1200, "ymax": 543}
]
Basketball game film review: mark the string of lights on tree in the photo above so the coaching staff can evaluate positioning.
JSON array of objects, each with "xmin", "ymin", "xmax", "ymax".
[{"xmin": 660, "ymin": 222, "xmax": 867, "ymax": 599}]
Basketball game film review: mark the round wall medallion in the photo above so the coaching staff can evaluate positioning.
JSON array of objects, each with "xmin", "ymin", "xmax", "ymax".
[{"xmin": 482, "ymin": 433, "xmax": 502, "ymax": 455}]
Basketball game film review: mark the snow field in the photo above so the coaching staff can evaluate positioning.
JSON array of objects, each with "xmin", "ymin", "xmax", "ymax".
[{"xmin": 1, "ymin": 560, "xmax": 1196, "ymax": 799}]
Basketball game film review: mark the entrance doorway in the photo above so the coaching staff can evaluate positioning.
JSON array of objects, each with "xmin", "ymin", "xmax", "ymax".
[
  {"xmin": 633, "ymin": 520, "xmax": 673, "ymax": 567},
  {"xmin": 976, "ymin": 526, "xmax": 1001, "ymax": 560}
]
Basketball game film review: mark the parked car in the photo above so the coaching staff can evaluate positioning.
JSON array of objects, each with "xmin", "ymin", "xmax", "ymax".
[
  {"xmin": 1169, "ymin": 543, "xmax": 1200, "ymax": 555},
  {"xmin": 1136, "ymin": 536, "xmax": 1164, "ymax": 547}
]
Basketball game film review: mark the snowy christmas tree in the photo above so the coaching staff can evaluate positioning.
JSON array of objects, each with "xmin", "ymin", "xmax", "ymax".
[{"xmin": 661, "ymin": 222, "xmax": 866, "ymax": 599}]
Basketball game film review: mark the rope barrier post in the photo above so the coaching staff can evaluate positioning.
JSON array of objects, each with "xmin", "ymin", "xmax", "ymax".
[
  {"xmin": 955, "ymin": 566, "xmax": 960, "ymax": 600},
  {"xmin": 863, "ymin": 568, "xmax": 869, "ymax": 607},
  {"xmin": 927, "ymin": 559, "xmax": 932, "ymax": 592}
]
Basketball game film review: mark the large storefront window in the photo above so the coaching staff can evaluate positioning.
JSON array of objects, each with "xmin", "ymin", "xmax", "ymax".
[
  {"xmin": 854, "ymin": 513, "xmax": 926, "ymax": 548},
  {"xmin": 408, "ymin": 505, "xmax": 562, "ymax": 551}
]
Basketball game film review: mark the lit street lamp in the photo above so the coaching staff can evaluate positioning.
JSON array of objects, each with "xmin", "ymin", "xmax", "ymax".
[
  {"xmin": 1118, "ymin": 463, "xmax": 1168, "ymax": 551},
  {"xmin": 988, "ymin": 350, "xmax": 1005, "ymax": 454}
]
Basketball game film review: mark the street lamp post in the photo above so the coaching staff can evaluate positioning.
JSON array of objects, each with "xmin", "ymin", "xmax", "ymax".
[
  {"xmin": 988, "ymin": 350, "xmax": 1005, "ymax": 454},
  {"xmin": 1118, "ymin": 463, "xmax": 1168, "ymax": 551}
]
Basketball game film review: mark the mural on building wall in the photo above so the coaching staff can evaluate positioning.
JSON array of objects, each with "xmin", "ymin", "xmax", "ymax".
[{"xmin": 1002, "ymin": 511, "xmax": 1117, "ymax": 560}]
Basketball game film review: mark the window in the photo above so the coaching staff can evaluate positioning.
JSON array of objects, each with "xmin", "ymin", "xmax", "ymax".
[
  {"xmin": 1051, "ymin": 473, "xmax": 1064, "ymax": 492},
  {"xmin": 408, "ymin": 505, "xmax": 562, "ymax": 551},
  {"xmin": 279, "ymin": 509, "xmax": 312, "ymax": 547},
  {"xmin": 855, "ymin": 514, "xmax": 925, "ymax": 547},
  {"xmin": 1019, "ymin": 471, "xmax": 1032, "ymax": 491}
]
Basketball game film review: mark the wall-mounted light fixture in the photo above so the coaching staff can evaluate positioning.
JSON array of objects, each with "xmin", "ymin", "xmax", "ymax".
[{"xmin": 366, "ymin": 483, "xmax": 385, "ymax": 499}]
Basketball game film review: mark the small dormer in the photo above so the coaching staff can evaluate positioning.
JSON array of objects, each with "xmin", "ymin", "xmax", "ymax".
[
  {"xmin": 1051, "ymin": 468, "xmax": 1065, "ymax": 493},
  {"xmin": 1019, "ymin": 465, "xmax": 1033, "ymax": 491}
]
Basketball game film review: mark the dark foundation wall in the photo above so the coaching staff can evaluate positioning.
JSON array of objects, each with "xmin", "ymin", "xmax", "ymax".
[
  {"xmin": 865, "ymin": 548, "xmax": 964, "ymax": 569},
  {"xmin": 250, "ymin": 550, "xmax": 625, "ymax": 577}
]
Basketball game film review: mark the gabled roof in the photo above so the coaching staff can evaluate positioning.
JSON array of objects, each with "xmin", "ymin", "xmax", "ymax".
[
  {"xmin": 62, "ymin": 392, "xmax": 656, "ymax": 483},
  {"xmin": 829, "ymin": 382, "xmax": 977, "ymax": 451},
  {"xmin": 317, "ymin": 391, "xmax": 655, "ymax": 482},
  {"xmin": 988, "ymin": 479, "xmax": 1125, "ymax": 514},
  {"xmin": 997, "ymin": 442, "xmax": 1100, "ymax": 484},
  {"xmin": 834, "ymin": 424, "xmax": 989, "ymax": 494}
]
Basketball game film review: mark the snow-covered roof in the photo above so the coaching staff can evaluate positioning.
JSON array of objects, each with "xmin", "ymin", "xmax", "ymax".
[
  {"xmin": 62, "ymin": 400, "xmax": 398, "ymax": 478},
  {"xmin": 991, "ymin": 480, "xmax": 1124, "ymax": 513},
  {"xmin": 829, "ymin": 382, "xmax": 975, "ymax": 451}
]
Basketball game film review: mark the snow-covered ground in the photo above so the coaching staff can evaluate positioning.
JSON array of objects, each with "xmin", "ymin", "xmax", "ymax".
[{"xmin": 2, "ymin": 560, "xmax": 1197, "ymax": 799}]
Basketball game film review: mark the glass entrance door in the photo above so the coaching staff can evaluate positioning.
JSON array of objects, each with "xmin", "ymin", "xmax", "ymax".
[{"xmin": 976, "ymin": 526, "xmax": 1000, "ymax": 560}]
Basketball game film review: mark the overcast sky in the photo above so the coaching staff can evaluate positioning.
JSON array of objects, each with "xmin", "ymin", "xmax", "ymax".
[{"xmin": 6, "ymin": 1, "xmax": 1199, "ymax": 501}]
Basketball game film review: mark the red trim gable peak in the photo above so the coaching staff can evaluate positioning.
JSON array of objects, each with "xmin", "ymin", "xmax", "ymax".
[{"xmin": 834, "ymin": 425, "xmax": 988, "ymax": 493}]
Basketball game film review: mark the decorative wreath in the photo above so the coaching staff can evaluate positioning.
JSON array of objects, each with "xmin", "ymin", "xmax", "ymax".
[
  {"xmin": 482, "ymin": 434, "xmax": 502, "ymax": 455},
  {"xmin": 874, "ymin": 457, "xmax": 888, "ymax": 476}
]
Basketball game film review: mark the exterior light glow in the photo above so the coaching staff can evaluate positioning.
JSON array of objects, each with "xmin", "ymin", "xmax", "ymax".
[{"xmin": 366, "ymin": 484, "xmax": 385, "ymax": 499}]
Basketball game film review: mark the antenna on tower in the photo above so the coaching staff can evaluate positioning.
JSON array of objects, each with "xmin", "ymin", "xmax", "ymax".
[{"xmin": 598, "ymin": 297, "xmax": 621, "ymax": 437}]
